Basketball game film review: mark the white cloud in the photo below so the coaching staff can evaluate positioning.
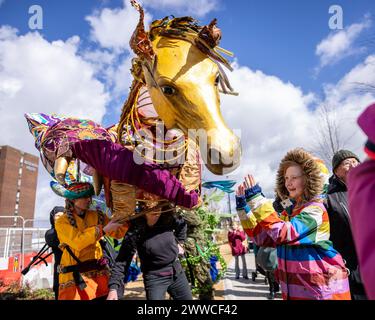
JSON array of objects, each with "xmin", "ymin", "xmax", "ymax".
[
  {"xmin": 34, "ymin": 170, "xmax": 65, "ymax": 224},
  {"xmin": 205, "ymin": 63, "xmax": 316, "ymax": 197},
  {"xmin": 324, "ymin": 54, "xmax": 375, "ymax": 98},
  {"xmin": 315, "ymin": 15, "xmax": 371, "ymax": 70},
  {"xmin": 143, "ymin": 0, "xmax": 218, "ymax": 17},
  {"xmin": 203, "ymin": 56, "xmax": 375, "ymax": 208},
  {"xmin": 85, "ymin": 0, "xmax": 152, "ymax": 52},
  {"xmin": 0, "ymin": 26, "xmax": 108, "ymax": 221},
  {"xmin": 0, "ymin": 25, "xmax": 18, "ymax": 40},
  {"xmin": 320, "ymin": 54, "xmax": 375, "ymax": 155},
  {"xmin": 108, "ymin": 55, "xmax": 133, "ymax": 99},
  {"xmin": 3, "ymin": 1, "xmax": 375, "ymax": 221}
]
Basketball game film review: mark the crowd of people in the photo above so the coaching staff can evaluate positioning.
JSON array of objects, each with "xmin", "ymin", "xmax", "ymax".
[
  {"xmin": 44, "ymin": 102, "xmax": 375, "ymax": 300},
  {"xmin": 233, "ymin": 102, "xmax": 375, "ymax": 300}
]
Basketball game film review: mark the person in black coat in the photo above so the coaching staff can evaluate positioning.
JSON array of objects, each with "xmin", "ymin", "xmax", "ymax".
[
  {"xmin": 107, "ymin": 210, "xmax": 192, "ymax": 300},
  {"xmin": 44, "ymin": 206, "xmax": 64, "ymax": 300},
  {"xmin": 326, "ymin": 150, "xmax": 366, "ymax": 300}
]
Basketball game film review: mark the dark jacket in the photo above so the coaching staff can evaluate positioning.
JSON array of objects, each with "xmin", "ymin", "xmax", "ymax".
[
  {"xmin": 326, "ymin": 175, "xmax": 358, "ymax": 270},
  {"xmin": 108, "ymin": 214, "xmax": 187, "ymax": 294}
]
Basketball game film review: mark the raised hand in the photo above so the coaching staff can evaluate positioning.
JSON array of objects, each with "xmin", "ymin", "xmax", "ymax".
[
  {"xmin": 236, "ymin": 183, "xmax": 245, "ymax": 197},
  {"xmin": 103, "ymin": 220, "xmax": 127, "ymax": 234},
  {"xmin": 244, "ymin": 174, "xmax": 256, "ymax": 189}
]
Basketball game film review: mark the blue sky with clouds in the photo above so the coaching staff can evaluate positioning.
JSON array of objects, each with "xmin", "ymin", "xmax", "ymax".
[
  {"xmin": 1, "ymin": 0, "xmax": 375, "ymax": 218},
  {"xmin": 2, "ymin": 0, "xmax": 375, "ymax": 98}
]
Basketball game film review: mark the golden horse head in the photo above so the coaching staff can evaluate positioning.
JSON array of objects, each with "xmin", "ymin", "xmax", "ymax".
[{"xmin": 119, "ymin": 0, "xmax": 241, "ymax": 175}]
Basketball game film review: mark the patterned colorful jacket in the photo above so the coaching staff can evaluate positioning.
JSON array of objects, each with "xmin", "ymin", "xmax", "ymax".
[
  {"xmin": 236, "ymin": 187, "xmax": 351, "ymax": 300},
  {"xmin": 55, "ymin": 210, "xmax": 128, "ymax": 300}
]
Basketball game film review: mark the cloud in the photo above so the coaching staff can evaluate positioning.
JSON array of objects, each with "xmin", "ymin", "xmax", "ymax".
[
  {"xmin": 205, "ymin": 63, "xmax": 316, "ymax": 197},
  {"xmin": 0, "ymin": 26, "xmax": 108, "ymax": 221},
  {"xmin": 143, "ymin": 0, "xmax": 218, "ymax": 17},
  {"xmin": 85, "ymin": 0, "xmax": 152, "ymax": 52},
  {"xmin": 0, "ymin": 25, "xmax": 18, "ymax": 40},
  {"xmin": 85, "ymin": 0, "xmax": 218, "ymax": 52},
  {"xmin": 320, "ymin": 54, "xmax": 375, "ymax": 155},
  {"xmin": 34, "ymin": 170, "xmax": 65, "ymax": 224},
  {"xmin": 315, "ymin": 15, "xmax": 371, "ymax": 71},
  {"xmin": 203, "ymin": 55, "xmax": 375, "ymax": 209},
  {"xmin": 3, "ymin": 1, "xmax": 375, "ymax": 220}
]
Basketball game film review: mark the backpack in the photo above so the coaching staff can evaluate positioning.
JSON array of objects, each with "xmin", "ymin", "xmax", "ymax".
[
  {"xmin": 256, "ymin": 247, "xmax": 278, "ymax": 271},
  {"xmin": 45, "ymin": 228, "xmax": 61, "ymax": 250},
  {"xmin": 21, "ymin": 206, "xmax": 64, "ymax": 276}
]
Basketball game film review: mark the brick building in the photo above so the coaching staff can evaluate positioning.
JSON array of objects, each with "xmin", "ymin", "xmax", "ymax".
[{"xmin": 0, "ymin": 145, "xmax": 39, "ymax": 228}]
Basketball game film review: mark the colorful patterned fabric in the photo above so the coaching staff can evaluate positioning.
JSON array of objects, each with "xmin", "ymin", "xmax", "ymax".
[
  {"xmin": 24, "ymin": 113, "xmax": 112, "ymax": 182},
  {"xmin": 236, "ymin": 192, "xmax": 351, "ymax": 300},
  {"xmin": 24, "ymin": 113, "xmax": 66, "ymax": 150},
  {"xmin": 51, "ymin": 181, "xmax": 95, "ymax": 200},
  {"xmin": 63, "ymin": 182, "xmax": 95, "ymax": 199},
  {"xmin": 51, "ymin": 181, "xmax": 110, "ymax": 213},
  {"xmin": 55, "ymin": 209, "xmax": 128, "ymax": 300},
  {"xmin": 71, "ymin": 139, "xmax": 199, "ymax": 209}
]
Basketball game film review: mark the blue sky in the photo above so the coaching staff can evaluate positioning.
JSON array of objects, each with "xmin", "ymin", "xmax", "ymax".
[
  {"xmin": 1, "ymin": 0, "xmax": 375, "ymax": 218},
  {"xmin": 2, "ymin": 0, "xmax": 375, "ymax": 101}
]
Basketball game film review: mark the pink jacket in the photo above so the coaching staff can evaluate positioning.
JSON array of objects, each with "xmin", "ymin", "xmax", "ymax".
[
  {"xmin": 228, "ymin": 230, "xmax": 247, "ymax": 256},
  {"xmin": 348, "ymin": 160, "xmax": 375, "ymax": 300},
  {"xmin": 347, "ymin": 102, "xmax": 375, "ymax": 300}
]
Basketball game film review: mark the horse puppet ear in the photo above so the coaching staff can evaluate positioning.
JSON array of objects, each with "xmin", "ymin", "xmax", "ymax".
[
  {"xmin": 198, "ymin": 18, "xmax": 222, "ymax": 48},
  {"xmin": 129, "ymin": 0, "xmax": 154, "ymax": 61}
]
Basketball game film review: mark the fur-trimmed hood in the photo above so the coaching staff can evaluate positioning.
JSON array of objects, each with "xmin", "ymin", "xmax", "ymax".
[{"xmin": 275, "ymin": 148, "xmax": 323, "ymax": 202}]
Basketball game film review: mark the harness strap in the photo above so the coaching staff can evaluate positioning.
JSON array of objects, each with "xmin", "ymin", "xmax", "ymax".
[{"xmin": 60, "ymin": 245, "xmax": 87, "ymax": 290}]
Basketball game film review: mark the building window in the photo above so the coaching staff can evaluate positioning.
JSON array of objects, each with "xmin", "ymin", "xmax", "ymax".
[{"xmin": 15, "ymin": 156, "xmax": 24, "ymax": 216}]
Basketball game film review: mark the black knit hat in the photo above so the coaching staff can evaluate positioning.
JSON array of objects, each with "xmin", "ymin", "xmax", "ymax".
[{"xmin": 332, "ymin": 150, "xmax": 360, "ymax": 171}]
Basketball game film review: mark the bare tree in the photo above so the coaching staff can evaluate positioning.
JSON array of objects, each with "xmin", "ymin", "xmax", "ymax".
[
  {"xmin": 311, "ymin": 104, "xmax": 346, "ymax": 168},
  {"xmin": 352, "ymin": 81, "xmax": 375, "ymax": 95}
]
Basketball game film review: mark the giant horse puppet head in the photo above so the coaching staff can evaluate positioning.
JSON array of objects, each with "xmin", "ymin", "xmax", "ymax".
[{"xmin": 118, "ymin": 0, "xmax": 241, "ymax": 175}]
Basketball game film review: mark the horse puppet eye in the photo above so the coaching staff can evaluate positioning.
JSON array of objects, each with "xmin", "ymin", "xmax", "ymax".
[
  {"xmin": 215, "ymin": 74, "xmax": 220, "ymax": 86},
  {"xmin": 161, "ymin": 85, "xmax": 176, "ymax": 96}
]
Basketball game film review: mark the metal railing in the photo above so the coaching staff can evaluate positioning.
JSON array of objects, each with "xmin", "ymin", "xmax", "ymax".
[{"xmin": 0, "ymin": 215, "xmax": 49, "ymax": 270}]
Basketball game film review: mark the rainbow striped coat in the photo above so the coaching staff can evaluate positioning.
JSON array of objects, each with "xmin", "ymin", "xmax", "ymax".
[{"xmin": 236, "ymin": 192, "xmax": 351, "ymax": 300}]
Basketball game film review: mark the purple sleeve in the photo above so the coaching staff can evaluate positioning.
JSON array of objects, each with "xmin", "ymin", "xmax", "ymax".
[
  {"xmin": 348, "ymin": 160, "xmax": 375, "ymax": 300},
  {"xmin": 71, "ymin": 139, "xmax": 198, "ymax": 209}
]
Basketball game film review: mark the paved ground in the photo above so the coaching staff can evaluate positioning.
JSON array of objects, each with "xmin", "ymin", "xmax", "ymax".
[
  {"xmin": 223, "ymin": 250, "xmax": 281, "ymax": 300},
  {"xmin": 123, "ymin": 244, "xmax": 281, "ymax": 300}
]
